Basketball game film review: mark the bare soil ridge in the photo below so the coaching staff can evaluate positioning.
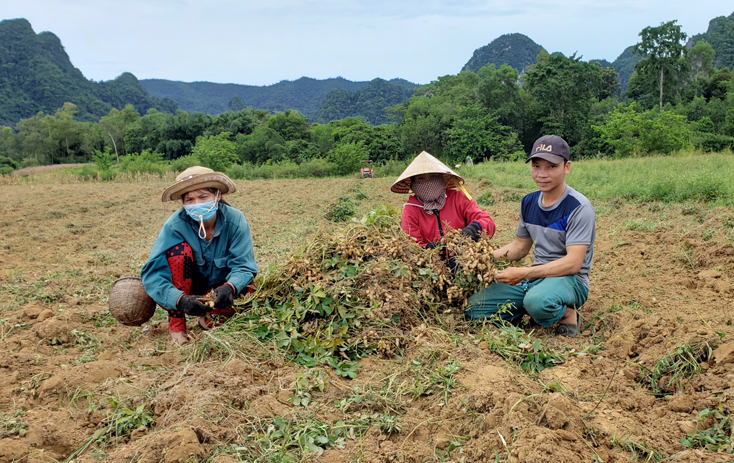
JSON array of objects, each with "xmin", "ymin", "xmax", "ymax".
[{"xmin": 0, "ymin": 177, "xmax": 733, "ymax": 462}]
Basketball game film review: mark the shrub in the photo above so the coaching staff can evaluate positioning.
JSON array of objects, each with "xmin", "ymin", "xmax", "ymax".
[
  {"xmin": 373, "ymin": 160, "xmax": 409, "ymax": 178},
  {"xmin": 593, "ymin": 103, "xmax": 692, "ymax": 156},
  {"xmin": 694, "ymin": 117, "xmax": 715, "ymax": 134},
  {"xmin": 78, "ymin": 165, "xmax": 115, "ymax": 180},
  {"xmin": 118, "ymin": 150, "xmax": 166, "ymax": 175},
  {"xmin": 299, "ymin": 158, "xmax": 333, "ymax": 178},
  {"xmin": 0, "ymin": 156, "xmax": 18, "ymax": 170},
  {"xmin": 225, "ymin": 163, "xmax": 248, "ymax": 180},
  {"xmin": 192, "ymin": 132, "xmax": 239, "ymax": 172},
  {"xmin": 327, "ymin": 143, "xmax": 368, "ymax": 176},
  {"xmin": 93, "ymin": 149, "xmax": 115, "ymax": 171},
  {"xmin": 258, "ymin": 160, "xmax": 300, "ymax": 179},
  {"xmin": 445, "ymin": 106, "xmax": 522, "ymax": 162},
  {"xmin": 284, "ymin": 139, "xmax": 321, "ymax": 164},
  {"xmin": 690, "ymin": 132, "xmax": 734, "ymax": 152},
  {"xmin": 325, "ymin": 197, "xmax": 355, "ymax": 222}
]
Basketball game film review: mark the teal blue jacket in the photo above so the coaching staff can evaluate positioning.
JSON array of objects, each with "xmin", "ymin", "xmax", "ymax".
[{"xmin": 141, "ymin": 203, "xmax": 258, "ymax": 310}]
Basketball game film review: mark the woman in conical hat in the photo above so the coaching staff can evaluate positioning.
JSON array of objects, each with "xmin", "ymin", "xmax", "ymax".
[
  {"xmin": 141, "ymin": 166, "xmax": 258, "ymax": 345},
  {"xmin": 392, "ymin": 151, "xmax": 495, "ymax": 248}
]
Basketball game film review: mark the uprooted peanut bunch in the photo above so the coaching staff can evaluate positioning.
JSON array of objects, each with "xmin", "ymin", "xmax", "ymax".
[{"xmin": 218, "ymin": 208, "xmax": 513, "ymax": 370}]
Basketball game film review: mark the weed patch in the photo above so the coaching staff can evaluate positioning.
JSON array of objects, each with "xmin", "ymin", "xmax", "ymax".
[
  {"xmin": 610, "ymin": 436, "xmax": 663, "ymax": 462},
  {"xmin": 324, "ymin": 196, "xmax": 355, "ymax": 222},
  {"xmin": 0, "ymin": 411, "xmax": 28, "ymax": 438},
  {"xmin": 681, "ymin": 408, "xmax": 734, "ymax": 453},
  {"xmin": 677, "ymin": 246, "xmax": 700, "ymax": 270},
  {"xmin": 622, "ymin": 218, "xmax": 659, "ymax": 233},
  {"xmin": 500, "ymin": 189, "xmax": 525, "ymax": 202},
  {"xmin": 481, "ymin": 323, "xmax": 567, "ymax": 375},
  {"xmin": 638, "ymin": 342, "xmax": 711, "ymax": 397},
  {"xmin": 477, "ymin": 190, "xmax": 494, "ymax": 206},
  {"xmin": 402, "ymin": 349, "xmax": 463, "ymax": 403},
  {"xmin": 64, "ymin": 399, "xmax": 154, "ymax": 462},
  {"xmin": 238, "ymin": 414, "xmax": 374, "ymax": 461}
]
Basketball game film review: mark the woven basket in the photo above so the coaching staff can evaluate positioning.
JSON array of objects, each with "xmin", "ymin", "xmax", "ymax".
[{"xmin": 108, "ymin": 277, "xmax": 156, "ymax": 326}]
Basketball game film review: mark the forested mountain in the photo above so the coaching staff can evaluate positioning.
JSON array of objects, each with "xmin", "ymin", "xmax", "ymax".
[
  {"xmin": 462, "ymin": 33, "xmax": 546, "ymax": 74},
  {"xmin": 688, "ymin": 11, "xmax": 734, "ymax": 70},
  {"xmin": 2, "ymin": 12, "xmax": 733, "ymax": 173},
  {"xmin": 313, "ymin": 78, "xmax": 417, "ymax": 125},
  {"xmin": 0, "ymin": 18, "xmax": 176, "ymax": 127},
  {"xmin": 460, "ymin": 32, "xmax": 641, "ymax": 92},
  {"xmin": 96, "ymin": 72, "xmax": 178, "ymax": 115},
  {"xmin": 140, "ymin": 77, "xmax": 418, "ymax": 121},
  {"xmin": 610, "ymin": 46, "xmax": 640, "ymax": 92}
]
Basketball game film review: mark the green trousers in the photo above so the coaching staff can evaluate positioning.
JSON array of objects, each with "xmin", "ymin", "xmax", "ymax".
[{"xmin": 464, "ymin": 277, "xmax": 588, "ymax": 327}]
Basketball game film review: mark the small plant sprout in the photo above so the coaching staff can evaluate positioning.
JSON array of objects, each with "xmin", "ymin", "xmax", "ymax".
[
  {"xmin": 376, "ymin": 413, "xmax": 401, "ymax": 436},
  {"xmin": 680, "ymin": 408, "xmax": 734, "ymax": 453},
  {"xmin": 290, "ymin": 370, "xmax": 328, "ymax": 407}
]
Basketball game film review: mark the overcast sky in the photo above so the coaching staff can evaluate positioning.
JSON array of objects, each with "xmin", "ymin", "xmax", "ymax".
[{"xmin": 3, "ymin": 1, "xmax": 733, "ymax": 86}]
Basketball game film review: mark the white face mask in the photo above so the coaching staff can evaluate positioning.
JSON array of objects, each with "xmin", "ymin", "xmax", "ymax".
[{"xmin": 183, "ymin": 192, "xmax": 220, "ymax": 239}]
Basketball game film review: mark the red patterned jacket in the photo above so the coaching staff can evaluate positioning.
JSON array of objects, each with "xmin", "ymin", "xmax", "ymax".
[{"xmin": 401, "ymin": 189, "xmax": 495, "ymax": 247}]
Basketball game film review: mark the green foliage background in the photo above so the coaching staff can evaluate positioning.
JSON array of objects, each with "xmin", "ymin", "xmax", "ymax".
[{"xmin": 1, "ymin": 14, "xmax": 734, "ymax": 177}]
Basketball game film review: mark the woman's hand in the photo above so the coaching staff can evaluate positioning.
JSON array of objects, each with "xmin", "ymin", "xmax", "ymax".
[
  {"xmin": 213, "ymin": 283, "xmax": 235, "ymax": 310},
  {"xmin": 177, "ymin": 295, "xmax": 209, "ymax": 316},
  {"xmin": 461, "ymin": 221, "xmax": 481, "ymax": 241}
]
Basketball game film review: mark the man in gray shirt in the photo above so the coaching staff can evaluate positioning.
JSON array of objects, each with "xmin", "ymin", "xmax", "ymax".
[{"xmin": 465, "ymin": 135, "xmax": 595, "ymax": 337}]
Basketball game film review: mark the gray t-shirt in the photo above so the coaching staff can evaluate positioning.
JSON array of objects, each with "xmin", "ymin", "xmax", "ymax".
[{"xmin": 517, "ymin": 186, "xmax": 595, "ymax": 288}]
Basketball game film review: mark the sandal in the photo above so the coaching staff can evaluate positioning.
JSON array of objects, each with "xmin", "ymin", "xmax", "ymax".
[
  {"xmin": 198, "ymin": 308, "xmax": 236, "ymax": 331},
  {"xmin": 198, "ymin": 315, "xmax": 213, "ymax": 331},
  {"xmin": 555, "ymin": 311, "xmax": 582, "ymax": 338}
]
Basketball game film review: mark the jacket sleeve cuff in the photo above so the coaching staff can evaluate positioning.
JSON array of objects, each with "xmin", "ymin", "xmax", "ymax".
[
  {"xmin": 224, "ymin": 282, "xmax": 237, "ymax": 295},
  {"xmin": 165, "ymin": 287, "xmax": 184, "ymax": 311},
  {"xmin": 228, "ymin": 274, "xmax": 256, "ymax": 295}
]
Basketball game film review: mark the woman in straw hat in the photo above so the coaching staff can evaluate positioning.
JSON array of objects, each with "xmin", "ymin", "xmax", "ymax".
[
  {"xmin": 392, "ymin": 151, "xmax": 495, "ymax": 249},
  {"xmin": 141, "ymin": 166, "xmax": 258, "ymax": 345}
]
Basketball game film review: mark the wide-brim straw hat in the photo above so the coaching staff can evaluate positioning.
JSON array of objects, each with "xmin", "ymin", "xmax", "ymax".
[
  {"xmin": 162, "ymin": 166, "xmax": 237, "ymax": 202},
  {"xmin": 391, "ymin": 151, "xmax": 464, "ymax": 194}
]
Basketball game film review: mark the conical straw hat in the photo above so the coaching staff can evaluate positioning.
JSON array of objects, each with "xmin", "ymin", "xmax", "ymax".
[{"xmin": 391, "ymin": 151, "xmax": 464, "ymax": 194}]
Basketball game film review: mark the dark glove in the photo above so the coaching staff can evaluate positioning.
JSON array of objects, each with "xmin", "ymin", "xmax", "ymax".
[
  {"xmin": 446, "ymin": 256, "xmax": 459, "ymax": 272},
  {"xmin": 177, "ymin": 295, "xmax": 209, "ymax": 316},
  {"xmin": 213, "ymin": 283, "xmax": 235, "ymax": 310},
  {"xmin": 425, "ymin": 241, "xmax": 441, "ymax": 250},
  {"xmin": 461, "ymin": 221, "xmax": 482, "ymax": 241}
]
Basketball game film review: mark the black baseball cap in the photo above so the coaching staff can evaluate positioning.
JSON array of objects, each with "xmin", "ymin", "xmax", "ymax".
[{"xmin": 526, "ymin": 135, "xmax": 570, "ymax": 164}]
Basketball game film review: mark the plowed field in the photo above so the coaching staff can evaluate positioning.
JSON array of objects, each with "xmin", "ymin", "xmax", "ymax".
[{"xmin": 1, "ymin": 174, "xmax": 733, "ymax": 463}]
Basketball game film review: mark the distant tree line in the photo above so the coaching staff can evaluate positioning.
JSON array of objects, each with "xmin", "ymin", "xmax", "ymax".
[{"xmin": 1, "ymin": 20, "xmax": 733, "ymax": 178}]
